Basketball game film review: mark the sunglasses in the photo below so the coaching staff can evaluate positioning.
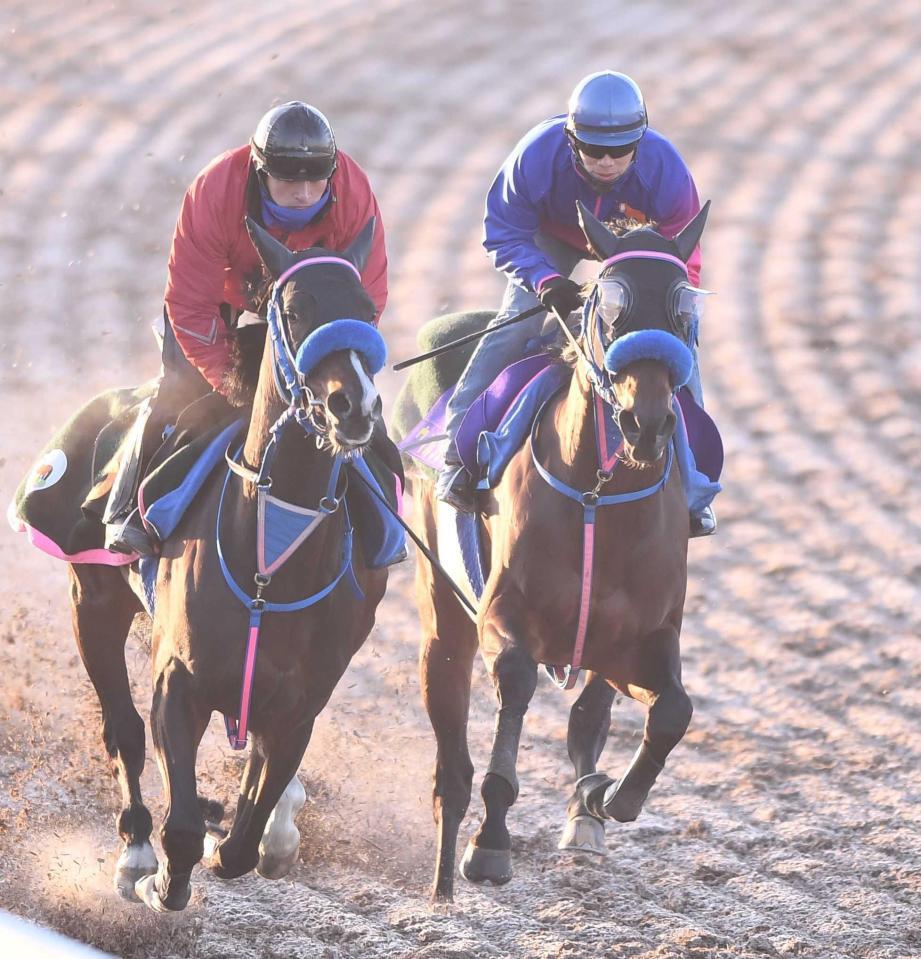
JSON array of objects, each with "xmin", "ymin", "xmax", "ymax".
[{"xmin": 574, "ymin": 140, "xmax": 637, "ymax": 161}]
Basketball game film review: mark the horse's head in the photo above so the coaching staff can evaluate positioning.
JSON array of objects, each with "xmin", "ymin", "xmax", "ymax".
[
  {"xmin": 576, "ymin": 200, "xmax": 711, "ymax": 466},
  {"xmin": 246, "ymin": 217, "xmax": 386, "ymax": 454}
]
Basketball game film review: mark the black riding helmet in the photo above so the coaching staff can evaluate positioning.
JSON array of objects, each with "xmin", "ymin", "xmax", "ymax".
[{"xmin": 250, "ymin": 101, "xmax": 337, "ymax": 182}]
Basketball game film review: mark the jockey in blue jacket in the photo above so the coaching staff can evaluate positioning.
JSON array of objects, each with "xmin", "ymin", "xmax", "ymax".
[{"xmin": 437, "ymin": 70, "xmax": 715, "ymax": 536}]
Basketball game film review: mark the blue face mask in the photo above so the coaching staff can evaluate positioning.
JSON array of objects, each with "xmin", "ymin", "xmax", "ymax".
[{"xmin": 260, "ymin": 182, "xmax": 331, "ymax": 231}]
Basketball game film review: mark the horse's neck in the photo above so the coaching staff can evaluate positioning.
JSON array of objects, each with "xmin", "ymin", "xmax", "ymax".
[
  {"xmin": 222, "ymin": 371, "xmax": 345, "ymax": 598},
  {"xmin": 546, "ymin": 368, "xmax": 597, "ymax": 481},
  {"xmin": 238, "ymin": 356, "xmax": 335, "ymax": 510}
]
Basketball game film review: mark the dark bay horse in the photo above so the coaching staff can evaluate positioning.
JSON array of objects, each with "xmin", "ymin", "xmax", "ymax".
[
  {"xmin": 409, "ymin": 201, "xmax": 711, "ymax": 901},
  {"xmin": 69, "ymin": 219, "xmax": 391, "ymax": 911}
]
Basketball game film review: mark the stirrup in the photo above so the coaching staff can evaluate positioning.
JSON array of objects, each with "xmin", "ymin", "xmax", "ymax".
[
  {"xmin": 435, "ymin": 463, "xmax": 476, "ymax": 514},
  {"xmin": 105, "ymin": 510, "xmax": 157, "ymax": 557},
  {"xmin": 690, "ymin": 505, "xmax": 717, "ymax": 538}
]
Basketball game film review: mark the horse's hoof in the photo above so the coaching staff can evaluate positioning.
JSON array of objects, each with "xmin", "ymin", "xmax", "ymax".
[
  {"xmin": 558, "ymin": 815, "xmax": 607, "ymax": 856},
  {"xmin": 459, "ymin": 840, "xmax": 512, "ymax": 885},
  {"xmin": 113, "ymin": 843, "xmax": 158, "ymax": 902},
  {"xmin": 134, "ymin": 872, "xmax": 191, "ymax": 913},
  {"xmin": 429, "ymin": 897, "xmax": 456, "ymax": 914},
  {"xmin": 602, "ymin": 781, "xmax": 646, "ymax": 822},
  {"xmin": 206, "ymin": 844, "xmax": 257, "ymax": 881},
  {"xmin": 257, "ymin": 841, "xmax": 299, "ymax": 880}
]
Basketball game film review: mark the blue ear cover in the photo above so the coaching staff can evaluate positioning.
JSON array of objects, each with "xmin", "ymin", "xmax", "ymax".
[
  {"xmin": 604, "ymin": 329, "xmax": 693, "ymax": 386},
  {"xmin": 295, "ymin": 319, "xmax": 387, "ymax": 376}
]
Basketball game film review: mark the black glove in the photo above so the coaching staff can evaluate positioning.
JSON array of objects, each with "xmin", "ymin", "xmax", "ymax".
[{"xmin": 538, "ymin": 276, "xmax": 583, "ymax": 318}]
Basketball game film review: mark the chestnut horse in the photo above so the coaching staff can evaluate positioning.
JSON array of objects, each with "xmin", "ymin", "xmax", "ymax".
[
  {"xmin": 410, "ymin": 201, "xmax": 711, "ymax": 900},
  {"xmin": 69, "ymin": 219, "xmax": 392, "ymax": 911}
]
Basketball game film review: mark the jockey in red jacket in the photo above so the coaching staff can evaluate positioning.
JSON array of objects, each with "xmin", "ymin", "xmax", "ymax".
[
  {"xmin": 165, "ymin": 105, "xmax": 387, "ymax": 393},
  {"xmin": 106, "ymin": 101, "xmax": 388, "ymax": 555}
]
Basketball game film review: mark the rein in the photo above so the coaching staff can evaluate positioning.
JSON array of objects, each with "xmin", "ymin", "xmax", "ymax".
[{"xmin": 218, "ymin": 256, "xmax": 370, "ymax": 749}]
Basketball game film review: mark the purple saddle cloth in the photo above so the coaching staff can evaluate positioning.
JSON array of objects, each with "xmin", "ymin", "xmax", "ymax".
[
  {"xmin": 676, "ymin": 389, "xmax": 723, "ymax": 482},
  {"xmin": 397, "ymin": 355, "xmax": 555, "ymax": 473}
]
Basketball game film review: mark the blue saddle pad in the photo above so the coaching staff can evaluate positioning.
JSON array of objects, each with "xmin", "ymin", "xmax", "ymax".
[{"xmin": 138, "ymin": 420, "xmax": 244, "ymax": 541}]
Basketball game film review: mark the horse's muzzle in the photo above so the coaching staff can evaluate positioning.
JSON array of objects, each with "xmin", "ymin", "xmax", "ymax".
[
  {"xmin": 327, "ymin": 392, "xmax": 382, "ymax": 449},
  {"xmin": 618, "ymin": 408, "xmax": 676, "ymax": 464}
]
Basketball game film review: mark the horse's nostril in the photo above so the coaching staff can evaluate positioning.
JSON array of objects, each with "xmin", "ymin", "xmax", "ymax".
[
  {"xmin": 661, "ymin": 411, "xmax": 677, "ymax": 438},
  {"xmin": 618, "ymin": 410, "xmax": 639, "ymax": 438},
  {"xmin": 327, "ymin": 390, "xmax": 352, "ymax": 419}
]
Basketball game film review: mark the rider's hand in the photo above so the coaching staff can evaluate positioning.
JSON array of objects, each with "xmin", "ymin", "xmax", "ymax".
[{"xmin": 538, "ymin": 277, "xmax": 583, "ymax": 319}]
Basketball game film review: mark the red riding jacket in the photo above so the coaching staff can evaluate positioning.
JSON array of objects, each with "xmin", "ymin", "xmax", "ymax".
[{"xmin": 164, "ymin": 145, "xmax": 388, "ymax": 392}]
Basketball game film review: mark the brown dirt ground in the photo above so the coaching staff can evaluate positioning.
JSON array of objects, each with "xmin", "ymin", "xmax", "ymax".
[{"xmin": 1, "ymin": 1, "xmax": 919, "ymax": 957}]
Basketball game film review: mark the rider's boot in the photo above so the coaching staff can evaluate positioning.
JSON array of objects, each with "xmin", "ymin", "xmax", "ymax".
[
  {"xmin": 435, "ymin": 446, "xmax": 476, "ymax": 514},
  {"xmin": 103, "ymin": 397, "xmax": 157, "ymax": 556},
  {"xmin": 690, "ymin": 504, "xmax": 717, "ymax": 538}
]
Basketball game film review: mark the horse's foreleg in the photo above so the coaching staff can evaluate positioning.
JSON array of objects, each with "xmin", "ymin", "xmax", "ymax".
[
  {"xmin": 559, "ymin": 671, "xmax": 615, "ymax": 854},
  {"xmin": 208, "ymin": 721, "xmax": 313, "ymax": 882},
  {"xmin": 415, "ymin": 489, "xmax": 479, "ymax": 903},
  {"xmin": 67, "ymin": 566, "xmax": 155, "ymax": 901},
  {"xmin": 580, "ymin": 627, "xmax": 692, "ymax": 823},
  {"xmin": 136, "ymin": 658, "xmax": 209, "ymax": 912},
  {"xmin": 461, "ymin": 633, "xmax": 538, "ymax": 887}
]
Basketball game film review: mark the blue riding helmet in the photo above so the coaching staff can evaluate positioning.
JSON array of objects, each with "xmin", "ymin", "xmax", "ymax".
[{"xmin": 565, "ymin": 71, "xmax": 648, "ymax": 147}]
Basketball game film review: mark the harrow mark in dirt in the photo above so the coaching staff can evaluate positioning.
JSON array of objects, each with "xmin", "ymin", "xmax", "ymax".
[{"xmin": 1, "ymin": 2, "xmax": 919, "ymax": 957}]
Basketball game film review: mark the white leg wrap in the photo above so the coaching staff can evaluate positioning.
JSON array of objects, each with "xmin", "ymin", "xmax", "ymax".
[{"xmin": 257, "ymin": 775, "xmax": 307, "ymax": 879}]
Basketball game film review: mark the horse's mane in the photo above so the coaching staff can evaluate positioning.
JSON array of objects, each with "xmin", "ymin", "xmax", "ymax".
[
  {"xmin": 222, "ymin": 324, "xmax": 267, "ymax": 407},
  {"xmin": 556, "ymin": 217, "xmax": 662, "ymax": 369},
  {"xmin": 602, "ymin": 216, "xmax": 658, "ymax": 236}
]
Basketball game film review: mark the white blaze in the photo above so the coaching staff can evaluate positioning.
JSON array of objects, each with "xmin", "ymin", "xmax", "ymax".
[{"xmin": 349, "ymin": 350, "xmax": 378, "ymax": 418}]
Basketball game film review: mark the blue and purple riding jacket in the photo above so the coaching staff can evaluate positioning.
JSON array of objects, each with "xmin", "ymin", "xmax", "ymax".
[{"xmin": 483, "ymin": 116, "xmax": 702, "ymax": 289}]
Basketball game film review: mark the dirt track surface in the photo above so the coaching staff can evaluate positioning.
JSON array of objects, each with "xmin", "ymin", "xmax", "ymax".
[{"xmin": 1, "ymin": 1, "xmax": 920, "ymax": 957}]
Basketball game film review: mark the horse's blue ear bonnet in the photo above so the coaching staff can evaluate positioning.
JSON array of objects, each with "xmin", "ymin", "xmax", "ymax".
[
  {"xmin": 295, "ymin": 319, "xmax": 386, "ymax": 376},
  {"xmin": 605, "ymin": 330, "xmax": 692, "ymax": 387}
]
